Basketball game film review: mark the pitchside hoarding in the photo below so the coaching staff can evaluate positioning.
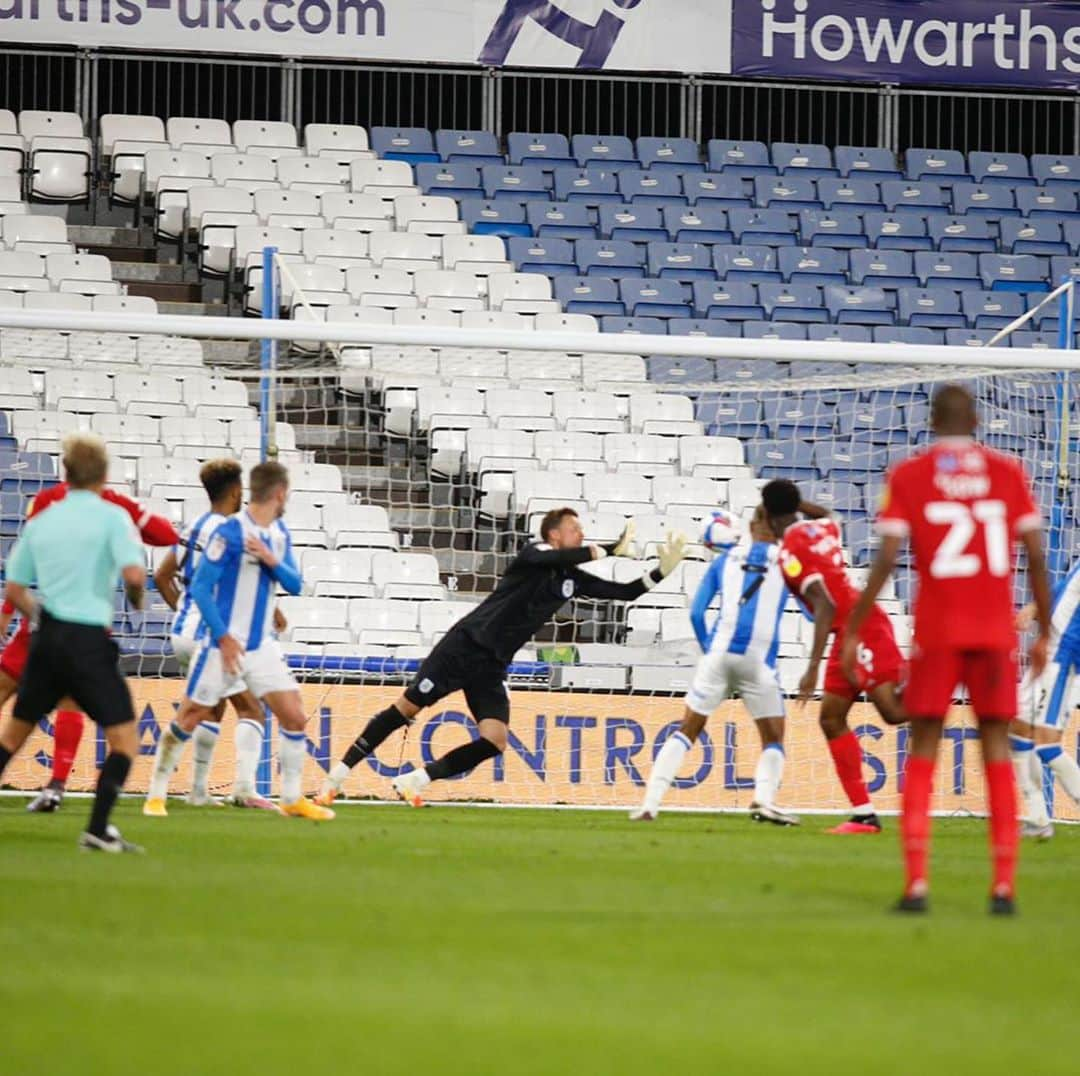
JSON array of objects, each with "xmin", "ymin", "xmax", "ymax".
[
  {"xmin": 7, "ymin": 679, "xmax": 1078, "ymax": 819},
  {"xmin": 4, "ymin": 1, "xmax": 1080, "ymax": 88}
]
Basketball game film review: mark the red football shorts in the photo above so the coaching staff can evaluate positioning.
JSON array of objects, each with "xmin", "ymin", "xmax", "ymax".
[
  {"xmin": 824, "ymin": 607, "xmax": 906, "ymax": 700},
  {"xmin": 0, "ymin": 621, "xmax": 30, "ymax": 682},
  {"xmin": 904, "ymin": 647, "xmax": 1018, "ymax": 721}
]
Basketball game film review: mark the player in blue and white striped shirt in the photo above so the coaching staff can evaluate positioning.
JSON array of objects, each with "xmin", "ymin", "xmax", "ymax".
[
  {"xmin": 633, "ymin": 508, "xmax": 798, "ymax": 825},
  {"xmin": 145, "ymin": 461, "xmax": 333, "ymax": 822},
  {"xmin": 152, "ymin": 460, "xmax": 275, "ymax": 811},
  {"xmin": 1010, "ymin": 558, "xmax": 1080, "ymax": 838}
]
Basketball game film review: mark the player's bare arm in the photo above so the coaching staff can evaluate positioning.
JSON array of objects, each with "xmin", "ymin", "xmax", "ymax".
[
  {"xmin": 122, "ymin": 564, "xmax": 146, "ymax": 612},
  {"xmin": 841, "ymin": 534, "xmax": 902, "ymax": 685},
  {"xmin": 798, "ymin": 579, "xmax": 836, "ymax": 705},
  {"xmin": 4, "ymin": 582, "xmax": 36, "ymax": 623},
  {"xmin": 154, "ymin": 549, "xmax": 182, "ymax": 611},
  {"xmin": 1021, "ymin": 528, "xmax": 1052, "ymax": 678}
]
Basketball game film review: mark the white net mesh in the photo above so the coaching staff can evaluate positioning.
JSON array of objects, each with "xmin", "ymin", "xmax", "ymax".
[{"xmin": 0, "ymin": 312, "xmax": 1077, "ymax": 818}]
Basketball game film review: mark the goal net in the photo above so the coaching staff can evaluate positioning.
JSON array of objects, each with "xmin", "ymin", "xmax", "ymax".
[{"xmin": 0, "ymin": 299, "xmax": 1077, "ymax": 820}]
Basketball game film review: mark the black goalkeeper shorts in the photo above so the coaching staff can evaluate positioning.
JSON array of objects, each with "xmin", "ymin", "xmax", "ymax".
[
  {"xmin": 14, "ymin": 612, "xmax": 135, "ymax": 729},
  {"xmin": 404, "ymin": 628, "xmax": 511, "ymax": 723}
]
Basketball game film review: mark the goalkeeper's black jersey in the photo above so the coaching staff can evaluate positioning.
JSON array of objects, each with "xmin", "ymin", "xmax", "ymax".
[{"xmin": 452, "ymin": 541, "xmax": 658, "ymax": 663}]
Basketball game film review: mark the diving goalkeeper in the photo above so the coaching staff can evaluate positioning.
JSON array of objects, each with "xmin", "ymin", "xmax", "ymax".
[{"xmin": 317, "ymin": 507, "xmax": 686, "ymax": 806}]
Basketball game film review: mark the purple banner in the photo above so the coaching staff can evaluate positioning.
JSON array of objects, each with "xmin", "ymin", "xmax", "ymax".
[{"xmin": 733, "ymin": 1, "xmax": 1080, "ymax": 91}]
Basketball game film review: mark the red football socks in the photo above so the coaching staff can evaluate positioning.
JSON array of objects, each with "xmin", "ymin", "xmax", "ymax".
[
  {"xmin": 985, "ymin": 759, "xmax": 1018, "ymax": 899},
  {"xmin": 901, "ymin": 755, "xmax": 935, "ymax": 896},
  {"xmin": 827, "ymin": 731, "xmax": 871, "ymax": 810},
  {"xmin": 51, "ymin": 710, "xmax": 85, "ymax": 786}
]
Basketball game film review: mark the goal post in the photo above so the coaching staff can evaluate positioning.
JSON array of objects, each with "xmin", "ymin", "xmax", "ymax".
[{"xmin": 0, "ymin": 299, "xmax": 1079, "ymax": 818}]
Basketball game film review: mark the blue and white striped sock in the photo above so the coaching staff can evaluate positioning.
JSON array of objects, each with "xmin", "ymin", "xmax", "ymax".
[
  {"xmin": 147, "ymin": 721, "xmax": 192, "ymax": 800},
  {"xmin": 1038, "ymin": 743, "xmax": 1080, "ymax": 805},
  {"xmin": 642, "ymin": 731, "xmax": 692, "ymax": 815},
  {"xmin": 191, "ymin": 721, "xmax": 221, "ymax": 797}
]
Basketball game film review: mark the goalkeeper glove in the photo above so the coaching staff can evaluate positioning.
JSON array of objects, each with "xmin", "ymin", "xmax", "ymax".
[
  {"xmin": 605, "ymin": 521, "xmax": 637, "ymax": 558},
  {"xmin": 657, "ymin": 531, "xmax": 687, "ymax": 577}
]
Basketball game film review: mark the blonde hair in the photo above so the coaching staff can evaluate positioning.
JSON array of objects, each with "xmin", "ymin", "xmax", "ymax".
[
  {"xmin": 61, "ymin": 432, "xmax": 109, "ymax": 489},
  {"xmin": 249, "ymin": 461, "xmax": 289, "ymax": 503}
]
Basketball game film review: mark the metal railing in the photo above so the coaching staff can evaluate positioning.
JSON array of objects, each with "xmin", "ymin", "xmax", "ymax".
[{"xmin": 3, "ymin": 44, "xmax": 1080, "ymax": 156}]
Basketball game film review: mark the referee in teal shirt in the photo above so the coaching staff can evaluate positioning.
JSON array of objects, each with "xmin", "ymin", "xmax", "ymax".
[{"xmin": 0, "ymin": 434, "xmax": 147, "ymax": 853}]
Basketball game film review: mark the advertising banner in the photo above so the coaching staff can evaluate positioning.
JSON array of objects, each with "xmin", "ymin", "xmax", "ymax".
[{"xmin": 8, "ymin": 678, "xmax": 1077, "ymax": 819}]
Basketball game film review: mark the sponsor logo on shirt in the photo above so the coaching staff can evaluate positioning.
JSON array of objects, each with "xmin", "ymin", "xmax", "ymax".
[
  {"xmin": 561, "ymin": 579, "xmax": 575, "ymax": 598},
  {"xmin": 205, "ymin": 534, "xmax": 227, "ymax": 562},
  {"xmin": 782, "ymin": 554, "xmax": 803, "ymax": 578},
  {"xmin": 933, "ymin": 473, "xmax": 990, "ymax": 499}
]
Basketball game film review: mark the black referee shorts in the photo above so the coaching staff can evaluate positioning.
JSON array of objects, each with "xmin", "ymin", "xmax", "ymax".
[
  {"xmin": 404, "ymin": 628, "xmax": 511, "ymax": 723},
  {"xmin": 14, "ymin": 612, "xmax": 135, "ymax": 729}
]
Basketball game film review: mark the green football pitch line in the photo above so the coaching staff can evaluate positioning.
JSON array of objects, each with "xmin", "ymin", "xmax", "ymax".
[{"xmin": 2, "ymin": 800, "xmax": 1077, "ymax": 1076}]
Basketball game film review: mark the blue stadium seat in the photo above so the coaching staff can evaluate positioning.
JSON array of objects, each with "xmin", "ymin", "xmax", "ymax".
[
  {"xmin": 946, "ymin": 328, "xmax": 1002, "ymax": 348},
  {"xmin": 1049, "ymin": 254, "xmax": 1080, "ymax": 282},
  {"xmin": 576, "ymin": 239, "xmax": 646, "ymax": 279},
  {"xmin": 416, "ymin": 162, "xmax": 483, "ymax": 199},
  {"xmin": 435, "ymin": 130, "xmax": 503, "ymax": 164},
  {"xmin": 746, "ymin": 439, "xmax": 817, "ymax": 479},
  {"xmin": 960, "ymin": 289, "xmax": 1024, "ymax": 328},
  {"xmin": 1063, "ymin": 220, "xmax": 1080, "ymax": 254},
  {"xmin": 808, "ymin": 324, "xmax": 872, "ymax": 344},
  {"xmin": 771, "ymin": 143, "xmax": 837, "ymax": 178},
  {"xmin": 462, "ymin": 200, "xmax": 531, "ymax": 237},
  {"xmin": 757, "ymin": 282, "xmax": 827, "ymax": 323},
  {"xmin": 552, "ymin": 167, "xmax": 622, "ymax": 207},
  {"xmin": 663, "ymin": 205, "xmax": 732, "ymax": 244},
  {"xmin": 682, "ymin": 173, "xmax": 748, "ymax": 207},
  {"xmin": 927, "ymin": 215, "xmax": 996, "ymax": 253},
  {"xmin": 778, "ymin": 246, "xmax": 848, "ymax": 285},
  {"xmin": 668, "ymin": 318, "xmax": 741, "ymax": 338},
  {"xmin": 979, "ymin": 253, "xmax": 1050, "ymax": 291},
  {"xmin": 905, "ymin": 148, "xmax": 970, "ymax": 184},
  {"xmin": 843, "ymin": 519, "xmax": 880, "ymax": 567},
  {"xmin": 968, "ymin": 151, "xmax": 1034, "ymax": 187},
  {"xmin": 598, "ymin": 204, "xmax": 668, "ymax": 242},
  {"xmin": 951, "ymin": 183, "xmax": 1019, "ymax": 219},
  {"xmin": 712, "ymin": 244, "xmax": 781, "ymax": 281},
  {"xmin": 637, "ymin": 137, "xmax": 702, "ymax": 172},
  {"xmin": 764, "ymin": 399, "xmax": 835, "ymax": 439},
  {"xmin": 999, "ymin": 218, "xmax": 1069, "ymax": 255},
  {"xmin": 699, "ymin": 395, "xmax": 766, "ymax": 437},
  {"xmin": 881, "ymin": 180, "xmax": 949, "ymax": 214},
  {"xmin": 482, "ymin": 165, "xmax": 549, "ymax": 201},
  {"xmin": 873, "ymin": 326, "xmax": 943, "ymax": 346},
  {"xmin": 1010, "ymin": 330, "xmax": 1061, "ymax": 349},
  {"xmin": 813, "ymin": 442, "xmax": 890, "ymax": 478},
  {"xmin": 742, "ymin": 321, "xmax": 808, "ymax": 341},
  {"xmin": 371, "ymin": 126, "xmax": 439, "ymax": 164},
  {"xmin": 788, "ymin": 360, "xmax": 856, "ymax": 380},
  {"xmin": 1017, "ymin": 187, "xmax": 1080, "ymax": 218},
  {"xmin": 863, "ymin": 210, "xmax": 932, "ymax": 251},
  {"xmin": 754, "ymin": 175, "xmax": 822, "ymax": 211},
  {"xmin": 571, "ymin": 134, "xmax": 636, "ymax": 168},
  {"xmin": 802, "ymin": 482, "xmax": 865, "ymax": 518},
  {"xmin": 729, "ymin": 208, "xmax": 797, "ymax": 246},
  {"xmin": 816, "ymin": 177, "xmax": 882, "ymax": 211},
  {"xmin": 507, "ymin": 236, "xmax": 577, "ymax": 275},
  {"xmin": 692, "ymin": 280, "xmax": 764, "ymax": 320},
  {"xmin": 798, "ymin": 208, "xmax": 865, "ymax": 248},
  {"xmin": 1032, "ymin": 154, "xmax": 1080, "ymax": 187},
  {"xmin": 618, "ymin": 169, "xmax": 686, "ymax": 205},
  {"xmin": 647, "ymin": 241, "xmax": 716, "ymax": 281},
  {"xmin": 849, "ymin": 249, "xmax": 918, "ymax": 289},
  {"xmin": 507, "ymin": 132, "xmax": 575, "ymax": 170},
  {"xmin": 898, "ymin": 287, "xmax": 965, "ymax": 328},
  {"xmin": 647, "ymin": 357, "xmax": 715, "ymax": 383},
  {"xmin": 824, "ymin": 284, "xmax": 894, "ymax": 325},
  {"xmin": 914, "ymin": 251, "xmax": 981, "ymax": 290},
  {"xmin": 834, "ymin": 146, "xmax": 901, "ymax": 180},
  {"xmin": 527, "ymin": 201, "xmax": 595, "ymax": 239},
  {"xmin": 836, "ymin": 402, "xmax": 909, "ymax": 443},
  {"xmin": 0, "ymin": 452, "xmax": 55, "ymax": 493},
  {"xmin": 600, "ymin": 316, "xmax": 667, "ymax": 335},
  {"xmin": 553, "ymin": 275, "xmax": 624, "ymax": 317},
  {"xmin": 707, "ymin": 140, "xmax": 775, "ymax": 178}
]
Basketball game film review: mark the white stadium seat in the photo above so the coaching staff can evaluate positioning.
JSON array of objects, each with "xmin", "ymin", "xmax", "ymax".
[
  {"xmin": 321, "ymin": 192, "xmax": 391, "ymax": 232},
  {"xmin": 100, "ymin": 114, "xmax": 165, "ymax": 155},
  {"xmin": 552, "ymin": 390, "xmax": 625, "ymax": 433},
  {"xmin": 300, "ymin": 549, "xmax": 376, "ymax": 598},
  {"xmin": 371, "ymin": 552, "xmax": 443, "ymax": 600},
  {"xmin": 486, "ymin": 272, "xmax": 558, "ymax": 314},
  {"xmin": 442, "ymin": 234, "xmax": 510, "ymax": 275},
  {"xmin": 350, "ymin": 159, "xmax": 417, "ymax": 199},
  {"xmin": 278, "ymin": 596, "xmax": 351, "ymax": 644},
  {"xmin": 413, "ymin": 269, "xmax": 485, "ymax": 312},
  {"xmin": 369, "ymin": 231, "xmax": 441, "ymax": 272},
  {"xmin": 345, "ymin": 267, "xmax": 417, "ymax": 309},
  {"xmin": 167, "ymin": 117, "xmax": 232, "ymax": 151},
  {"xmin": 348, "ymin": 598, "xmax": 423, "ymax": 647},
  {"xmin": 304, "ymin": 123, "xmax": 372, "ymax": 161},
  {"xmin": 211, "ymin": 152, "xmax": 278, "ymax": 193},
  {"xmin": 233, "ymin": 120, "xmax": 298, "ymax": 153}
]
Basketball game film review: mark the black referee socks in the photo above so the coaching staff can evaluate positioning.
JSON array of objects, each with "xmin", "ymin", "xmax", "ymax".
[
  {"xmin": 343, "ymin": 705, "xmax": 410, "ymax": 769},
  {"xmin": 88, "ymin": 752, "xmax": 132, "ymax": 838},
  {"xmin": 425, "ymin": 737, "xmax": 501, "ymax": 782}
]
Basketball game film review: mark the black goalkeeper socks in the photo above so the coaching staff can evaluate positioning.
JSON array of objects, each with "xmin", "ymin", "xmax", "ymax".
[
  {"xmin": 425, "ymin": 737, "xmax": 501, "ymax": 782},
  {"xmin": 88, "ymin": 752, "xmax": 131, "ymax": 838},
  {"xmin": 342, "ymin": 705, "xmax": 410, "ymax": 769}
]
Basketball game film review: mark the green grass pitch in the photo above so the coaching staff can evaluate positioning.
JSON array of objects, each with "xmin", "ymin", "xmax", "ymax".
[{"xmin": 2, "ymin": 798, "xmax": 1079, "ymax": 1076}]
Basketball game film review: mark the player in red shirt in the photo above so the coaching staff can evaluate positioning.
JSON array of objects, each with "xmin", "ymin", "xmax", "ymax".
[
  {"xmin": 0, "ymin": 482, "xmax": 178, "ymax": 812},
  {"xmin": 843, "ymin": 385, "xmax": 1050, "ymax": 916},
  {"xmin": 762, "ymin": 482, "xmax": 906, "ymax": 834}
]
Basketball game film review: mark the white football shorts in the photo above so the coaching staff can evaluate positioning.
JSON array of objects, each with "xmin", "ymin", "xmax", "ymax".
[
  {"xmin": 185, "ymin": 639, "xmax": 296, "ymax": 708},
  {"xmin": 170, "ymin": 633, "xmax": 199, "ymax": 673},
  {"xmin": 685, "ymin": 650, "xmax": 785, "ymax": 720},
  {"xmin": 1020, "ymin": 654, "xmax": 1080, "ymax": 730}
]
